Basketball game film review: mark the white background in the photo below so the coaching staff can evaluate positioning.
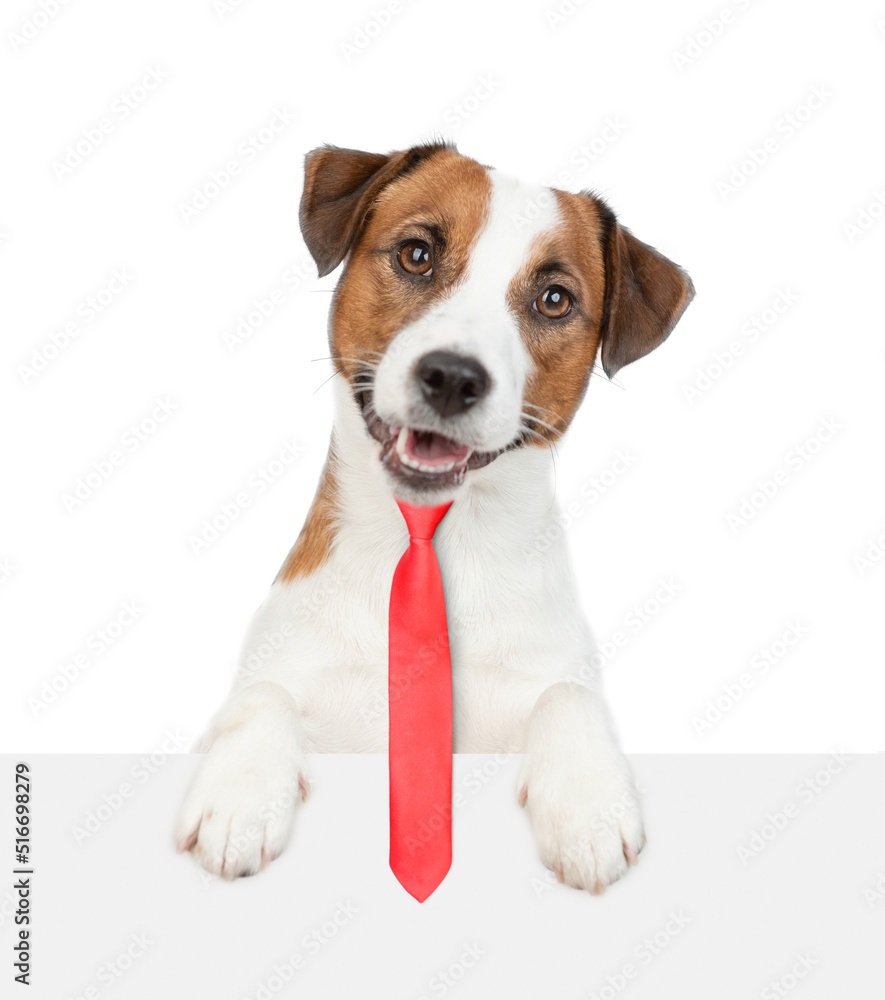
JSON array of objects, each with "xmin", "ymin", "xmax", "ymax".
[
  {"xmin": 2, "ymin": 4, "xmax": 884, "ymax": 999},
  {"xmin": 2, "ymin": 0, "xmax": 884, "ymax": 757}
]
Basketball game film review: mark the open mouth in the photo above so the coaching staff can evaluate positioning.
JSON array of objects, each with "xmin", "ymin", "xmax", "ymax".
[
  {"xmin": 393, "ymin": 427, "xmax": 471, "ymax": 474},
  {"xmin": 384, "ymin": 426, "xmax": 473, "ymax": 487},
  {"xmin": 354, "ymin": 380, "xmax": 521, "ymax": 492}
]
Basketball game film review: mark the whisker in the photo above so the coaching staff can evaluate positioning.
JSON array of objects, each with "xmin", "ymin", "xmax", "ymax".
[
  {"xmin": 520, "ymin": 412, "xmax": 561, "ymax": 436},
  {"xmin": 518, "ymin": 421, "xmax": 552, "ymax": 444},
  {"xmin": 519, "ymin": 428, "xmax": 548, "ymax": 446},
  {"xmin": 590, "ymin": 363, "xmax": 623, "ymax": 388},
  {"xmin": 312, "ymin": 370, "xmax": 343, "ymax": 395},
  {"xmin": 517, "ymin": 419, "xmax": 559, "ymax": 507},
  {"xmin": 311, "ymin": 355, "xmax": 381, "ymax": 371},
  {"xmin": 311, "ymin": 356, "xmax": 371, "ymax": 366},
  {"xmin": 549, "ymin": 439, "xmax": 558, "ymax": 508},
  {"xmin": 522, "ymin": 400, "xmax": 564, "ymax": 422}
]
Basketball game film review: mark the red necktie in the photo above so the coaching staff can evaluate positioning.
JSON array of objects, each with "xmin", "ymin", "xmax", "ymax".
[{"xmin": 388, "ymin": 498, "xmax": 453, "ymax": 902}]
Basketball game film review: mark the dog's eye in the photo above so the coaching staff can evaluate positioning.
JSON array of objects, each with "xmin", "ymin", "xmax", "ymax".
[
  {"xmin": 534, "ymin": 285, "xmax": 572, "ymax": 319},
  {"xmin": 398, "ymin": 241, "xmax": 433, "ymax": 276}
]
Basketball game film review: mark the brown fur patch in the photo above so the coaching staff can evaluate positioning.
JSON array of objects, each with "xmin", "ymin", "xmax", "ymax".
[
  {"xmin": 299, "ymin": 144, "xmax": 691, "ymax": 469},
  {"xmin": 509, "ymin": 190, "xmax": 609, "ymax": 443},
  {"xmin": 510, "ymin": 188, "xmax": 693, "ymax": 441},
  {"xmin": 328, "ymin": 149, "xmax": 492, "ymax": 384},
  {"xmin": 300, "ymin": 143, "xmax": 451, "ymax": 277},
  {"xmin": 596, "ymin": 208, "xmax": 695, "ymax": 379},
  {"xmin": 275, "ymin": 447, "xmax": 338, "ymax": 583}
]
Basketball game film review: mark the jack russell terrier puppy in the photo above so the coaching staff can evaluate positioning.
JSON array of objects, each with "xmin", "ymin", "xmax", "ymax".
[{"xmin": 175, "ymin": 141, "xmax": 694, "ymax": 893}]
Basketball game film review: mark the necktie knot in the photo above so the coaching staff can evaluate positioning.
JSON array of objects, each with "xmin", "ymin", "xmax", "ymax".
[{"xmin": 395, "ymin": 498, "xmax": 452, "ymax": 541}]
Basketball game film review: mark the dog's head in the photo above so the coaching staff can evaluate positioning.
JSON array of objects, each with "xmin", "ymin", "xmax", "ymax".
[{"xmin": 300, "ymin": 142, "xmax": 694, "ymax": 503}]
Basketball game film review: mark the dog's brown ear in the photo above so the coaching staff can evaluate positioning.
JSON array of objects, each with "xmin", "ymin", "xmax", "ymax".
[
  {"xmin": 594, "ymin": 200, "xmax": 695, "ymax": 380},
  {"xmin": 300, "ymin": 143, "xmax": 449, "ymax": 277}
]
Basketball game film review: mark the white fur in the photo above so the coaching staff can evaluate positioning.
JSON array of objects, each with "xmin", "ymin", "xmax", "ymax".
[
  {"xmin": 175, "ymin": 168, "xmax": 644, "ymax": 888},
  {"xmin": 373, "ymin": 171, "xmax": 558, "ymax": 454}
]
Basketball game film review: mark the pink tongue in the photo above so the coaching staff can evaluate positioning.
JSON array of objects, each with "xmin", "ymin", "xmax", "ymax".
[{"xmin": 408, "ymin": 430, "xmax": 470, "ymax": 466}]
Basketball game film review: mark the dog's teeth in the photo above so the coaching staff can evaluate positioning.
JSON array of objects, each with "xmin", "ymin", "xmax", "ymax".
[
  {"xmin": 395, "ymin": 426, "xmax": 410, "ymax": 458},
  {"xmin": 392, "ymin": 425, "xmax": 468, "ymax": 476},
  {"xmin": 399, "ymin": 454, "xmax": 456, "ymax": 474}
]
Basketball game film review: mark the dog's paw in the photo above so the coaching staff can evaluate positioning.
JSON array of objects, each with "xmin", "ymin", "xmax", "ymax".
[
  {"xmin": 174, "ymin": 732, "xmax": 309, "ymax": 880},
  {"xmin": 519, "ymin": 752, "xmax": 645, "ymax": 894}
]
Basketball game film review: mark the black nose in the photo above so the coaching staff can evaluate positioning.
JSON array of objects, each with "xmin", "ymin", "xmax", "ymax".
[{"xmin": 417, "ymin": 351, "xmax": 490, "ymax": 418}]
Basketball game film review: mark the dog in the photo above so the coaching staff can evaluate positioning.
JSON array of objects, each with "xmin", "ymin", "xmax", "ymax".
[{"xmin": 175, "ymin": 141, "xmax": 694, "ymax": 892}]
